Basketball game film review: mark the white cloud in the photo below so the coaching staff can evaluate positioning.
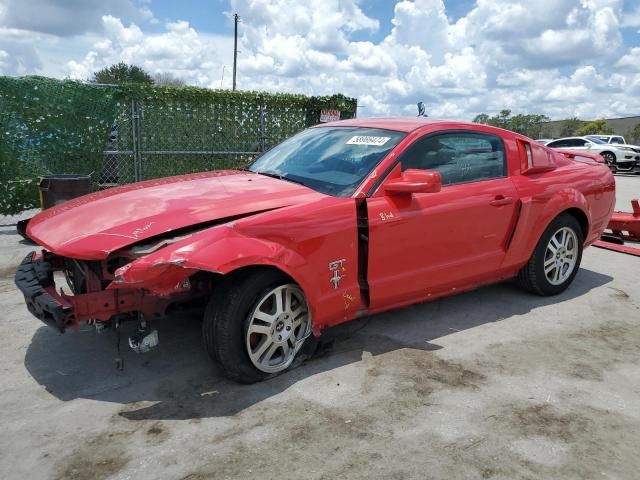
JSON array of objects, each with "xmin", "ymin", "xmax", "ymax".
[
  {"xmin": 67, "ymin": 16, "xmax": 233, "ymax": 86},
  {"xmin": 225, "ymin": 0, "xmax": 639, "ymax": 118},
  {"xmin": 461, "ymin": 0, "xmax": 624, "ymax": 69},
  {"xmin": 621, "ymin": 4, "xmax": 640, "ymax": 27},
  {"xmin": 347, "ymin": 42, "xmax": 397, "ymax": 75},
  {"xmin": 2, "ymin": 0, "xmax": 640, "ymax": 121},
  {"xmin": 358, "ymin": 94, "xmax": 391, "ymax": 116},
  {"xmin": 0, "ymin": 0, "xmax": 150, "ymax": 36},
  {"xmin": 0, "ymin": 27, "xmax": 45, "ymax": 75},
  {"xmin": 138, "ymin": 5, "xmax": 158, "ymax": 25},
  {"xmin": 231, "ymin": 0, "xmax": 378, "ymax": 54},
  {"xmin": 615, "ymin": 47, "xmax": 640, "ymax": 71},
  {"xmin": 387, "ymin": 0, "xmax": 450, "ymax": 62},
  {"xmin": 102, "ymin": 15, "xmax": 144, "ymax": 45}
]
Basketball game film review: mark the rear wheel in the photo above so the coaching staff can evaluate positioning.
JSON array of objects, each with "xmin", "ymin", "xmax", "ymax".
[
  {"xmin": 203, "ymin": 270, "xmax": 312, "ymax": 383},
  {"xmin": 518, "ymin": 214, "xmax": 583, "ymax": 296}
]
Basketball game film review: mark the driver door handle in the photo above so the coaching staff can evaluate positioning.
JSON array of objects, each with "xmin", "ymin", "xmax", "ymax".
[{"xmin": 490, "ymin": 195, "xmax": 514, "ymax": 207}]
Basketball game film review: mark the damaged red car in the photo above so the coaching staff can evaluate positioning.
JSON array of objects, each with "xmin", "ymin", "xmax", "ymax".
[{"xmin": 15, "ymin": 118, "xmax": 616, "ymax": 383}]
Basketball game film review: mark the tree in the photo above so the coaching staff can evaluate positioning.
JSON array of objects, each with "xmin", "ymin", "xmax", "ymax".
[
  {"xmin": 624, "ymin": 123, "xmax": 640, "ymax": 144},
  {"xmin": 153, "ymin": 72, "xmax": 186, "ymax": 87},
  {"xmin": 472, "ymin": 113, "xmax": 490, "ymax": 124},
  {"xmin": 508, "ymin": 113, "xmax": 550, "ymax": 139},
  {"xmin": 576, "ymin": 119, "xmax": 614, "ymax": 136},
  {"xmin": 470, "ymin": 110, "xmax": 549, "ymax": 138},
  {"xmin": 559, "ymin": 117, "xmax": 583, "ymax": 137},
  {"xmin": 91, "ymin": 62, "xmax": 154, "ymax": 84},
  {"xmin": 495, "ymin": 109, "xmax": 512, "ymax": 129}
]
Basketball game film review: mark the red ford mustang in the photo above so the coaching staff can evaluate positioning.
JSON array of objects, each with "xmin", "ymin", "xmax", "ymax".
[{"xmin": 16, "ymin": 118, "xmax": 615, "ymax": 383}]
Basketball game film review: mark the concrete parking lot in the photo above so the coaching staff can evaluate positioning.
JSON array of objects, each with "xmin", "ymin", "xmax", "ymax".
[{"xmin": 0, "ymin": 176, "xmax": 638, "ymax": 480}]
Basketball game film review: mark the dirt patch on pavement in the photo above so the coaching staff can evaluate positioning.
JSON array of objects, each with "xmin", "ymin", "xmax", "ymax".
[
  {"xmin": 0, "ymin": 266, "xmax": 16, "ymax": 279},
  {"xmin": 175, "ymin": 349, "xmax": 487, "ymax": 479},
  {"xmin": 145, "ymin": 422, "xmax": 170, "ymax": 445},
  {"xmin": 477, "ymin": 319, "xmax": 640, "ymax": 382},
  {"xmin": 363, "ymin": 348, "xmax": 485, "ymax": 398},
  {"xmin": 55, "ymin": 419, "xmax": 171, "ymax": 479},
  {"xmin": 482, "ymin": 402, "xmax": 640, "ymax": 479},
  {"xmin": 55, "ymin": 430, "xmax": 132, "ymax": 480},
  {"xmin": 506, "ymin": 403, "xmax": 588, "ymax": 442},
  {"xmin": 0, "ymin": 278, "xmax": 16, "ymax": 294}
]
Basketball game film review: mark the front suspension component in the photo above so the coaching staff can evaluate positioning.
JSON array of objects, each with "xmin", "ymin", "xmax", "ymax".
[{"xmin": 128, "ymin": 314, "xmax": 159, "ymax": 354}]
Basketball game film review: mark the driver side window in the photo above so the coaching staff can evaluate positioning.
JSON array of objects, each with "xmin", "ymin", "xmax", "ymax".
[{"xmin": 400, "ymin": 132, "xmax": 506, "ymax": 186}]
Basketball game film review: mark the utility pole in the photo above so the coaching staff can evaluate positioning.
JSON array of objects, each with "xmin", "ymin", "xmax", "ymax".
[{"xmin": 232, "ymin": 13, "xmax": 239, "ymax": 91}]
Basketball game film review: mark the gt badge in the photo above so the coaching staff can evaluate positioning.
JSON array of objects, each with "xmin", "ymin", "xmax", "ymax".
[{"xmin": 328, "ymin": 259, "xmax": 346, "ymax": 289}]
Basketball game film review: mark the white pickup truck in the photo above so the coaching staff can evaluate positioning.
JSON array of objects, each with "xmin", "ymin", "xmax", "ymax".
[{"xmin": 585, "ymin": 135, "xmax": 637, "ymax": 148}]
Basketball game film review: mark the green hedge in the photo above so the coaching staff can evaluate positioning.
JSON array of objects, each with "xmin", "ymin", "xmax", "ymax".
[
  {"xmin": 0, "ymin": 77, "xmax": 120, "ymax": 214},
  {"xmin": 0, "ymin": 76, "xmax": 357, "ymax": 215}
]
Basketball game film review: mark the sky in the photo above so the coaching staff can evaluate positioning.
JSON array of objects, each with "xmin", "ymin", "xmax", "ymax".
[{"xmin": 1, "ymin": 0, "xmax": 639, "ymax": 120}]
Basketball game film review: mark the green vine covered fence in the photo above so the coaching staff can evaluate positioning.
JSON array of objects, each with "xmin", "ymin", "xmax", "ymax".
[{"xmin": 0, "ymin": 76, "xmax": 357, "ymax": 216}]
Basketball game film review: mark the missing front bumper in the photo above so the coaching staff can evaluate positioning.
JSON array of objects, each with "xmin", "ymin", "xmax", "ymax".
[
  {"xmin": 14, "ymin": 251, "xmax": 203, "ymax": 333},
  {"xmin": 14, "ymin": 252, "xmax": 69, "ymax": 332}
]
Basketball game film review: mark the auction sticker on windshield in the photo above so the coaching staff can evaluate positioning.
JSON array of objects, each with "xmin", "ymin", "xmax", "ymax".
[{"xmin": 346, "ymin": 136, "xmax": 391, "ymax": 146}]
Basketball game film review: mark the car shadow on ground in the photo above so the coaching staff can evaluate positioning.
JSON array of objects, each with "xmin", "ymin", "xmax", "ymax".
[{"xmin": 24, "ymin": 268, "xmax": 612, "ymax": 420}]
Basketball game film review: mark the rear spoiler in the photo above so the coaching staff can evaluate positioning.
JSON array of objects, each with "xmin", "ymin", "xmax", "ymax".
[{"xmin": 559, "ymin": 150, "xmax": 604, "ymax": 164}]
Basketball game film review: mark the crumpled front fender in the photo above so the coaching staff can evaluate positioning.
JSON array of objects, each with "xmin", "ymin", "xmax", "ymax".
[{"xmin": 112, "ymin": 226, "xmax": 312, "ymax": 298}]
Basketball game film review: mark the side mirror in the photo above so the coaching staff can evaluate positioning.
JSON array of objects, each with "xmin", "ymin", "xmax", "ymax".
[{"xmin": 383, "ymin": 169, "xmax": 442, "ymax": 196}]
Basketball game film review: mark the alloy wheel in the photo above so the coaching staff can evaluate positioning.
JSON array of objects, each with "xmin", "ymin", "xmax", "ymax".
[
  {"xmin": 245, "ymin": 284, "xmax": 311, "ymax": 373},
  {"xmin": 601, "ymin": 152, "xmax": 615, "ymax": 164},
  {"xmin": 544, "ymin": 227, "xmax": 578, "ymax": 286}
]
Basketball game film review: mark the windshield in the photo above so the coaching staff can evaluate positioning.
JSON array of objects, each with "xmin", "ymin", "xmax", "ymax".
[
  {"xmin": 585, "ymin": 136, "xmax": 607, "ymax": 144},
  {"xmin": 249, "ymin": 127, "xmax": 406, "ymax": 196}
]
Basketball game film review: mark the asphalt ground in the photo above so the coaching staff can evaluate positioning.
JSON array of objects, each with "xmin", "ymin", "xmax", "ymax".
[{"xmin": 0, "ymin": 175, "xmax": 638, "ymax": 480}]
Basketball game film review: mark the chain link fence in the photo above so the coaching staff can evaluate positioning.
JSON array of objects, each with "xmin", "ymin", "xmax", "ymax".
[
  {"xmin": 99, "ymin": 97, "xmax": 313, "ymax": 185},
  {"xmin": 0, "ymin": 77, "xmax": 357, "ymax": 225}
]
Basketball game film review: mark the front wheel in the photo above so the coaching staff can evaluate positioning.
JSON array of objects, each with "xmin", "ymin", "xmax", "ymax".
[
  {"xmin": 600, "ymin": 151, "xmax": 616, "ymax": 171},
  {"xmin": 203, "ymin": 270, "xmax": 312, "ymax": 383},
  {"xmin": 517, "ymin": 214, "xmax": 583, "ymax": 296}
]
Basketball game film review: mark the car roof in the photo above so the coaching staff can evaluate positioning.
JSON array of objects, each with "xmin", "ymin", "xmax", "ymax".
[
  {"xmin": 586, "ymin": 134, "xmax": 626, "ymax": 141},
  {"xmin": 550, "ymin": 136, "xmax": 588, "ymax": 141},
  {"xmin": 315, "ymin": 116, "xmax": 484, "ymax": 133}
]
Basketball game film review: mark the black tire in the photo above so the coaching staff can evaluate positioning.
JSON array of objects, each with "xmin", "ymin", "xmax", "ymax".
[
  {"xmin": 517, "ymin": 213, "xmax": 583, "ymax": 296},
  {"xmin": 202, "ymin": 270, "xmax": 311, "ymax": 384},
  {"xmin": 600, "ymin": 151, "xmax": 616, "ymax": 167}
]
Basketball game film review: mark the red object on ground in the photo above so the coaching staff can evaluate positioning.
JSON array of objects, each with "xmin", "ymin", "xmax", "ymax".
[
  {"xmin": 593, "ymin": 240, "xmax": 640, "ymax": 257},
  {"xmin": 593, "ymin": 199, "xmax": 640, "ymax": 257},
  {"xmin": 608, "ymin": 199, "xmax": 640, "ymax": 241}
]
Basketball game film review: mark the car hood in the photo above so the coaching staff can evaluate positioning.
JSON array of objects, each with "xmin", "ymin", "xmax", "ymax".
[
  {"xmin": 559, "ymin": 144, "xmax": 639, "ymax": 153},
  {"xmin": 27, "ymin": 170, "xmax": 325, "ymax": 259},
  {"xmin": 616, "ymin": 144, "xmax": 640, "ymax": 152}
]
